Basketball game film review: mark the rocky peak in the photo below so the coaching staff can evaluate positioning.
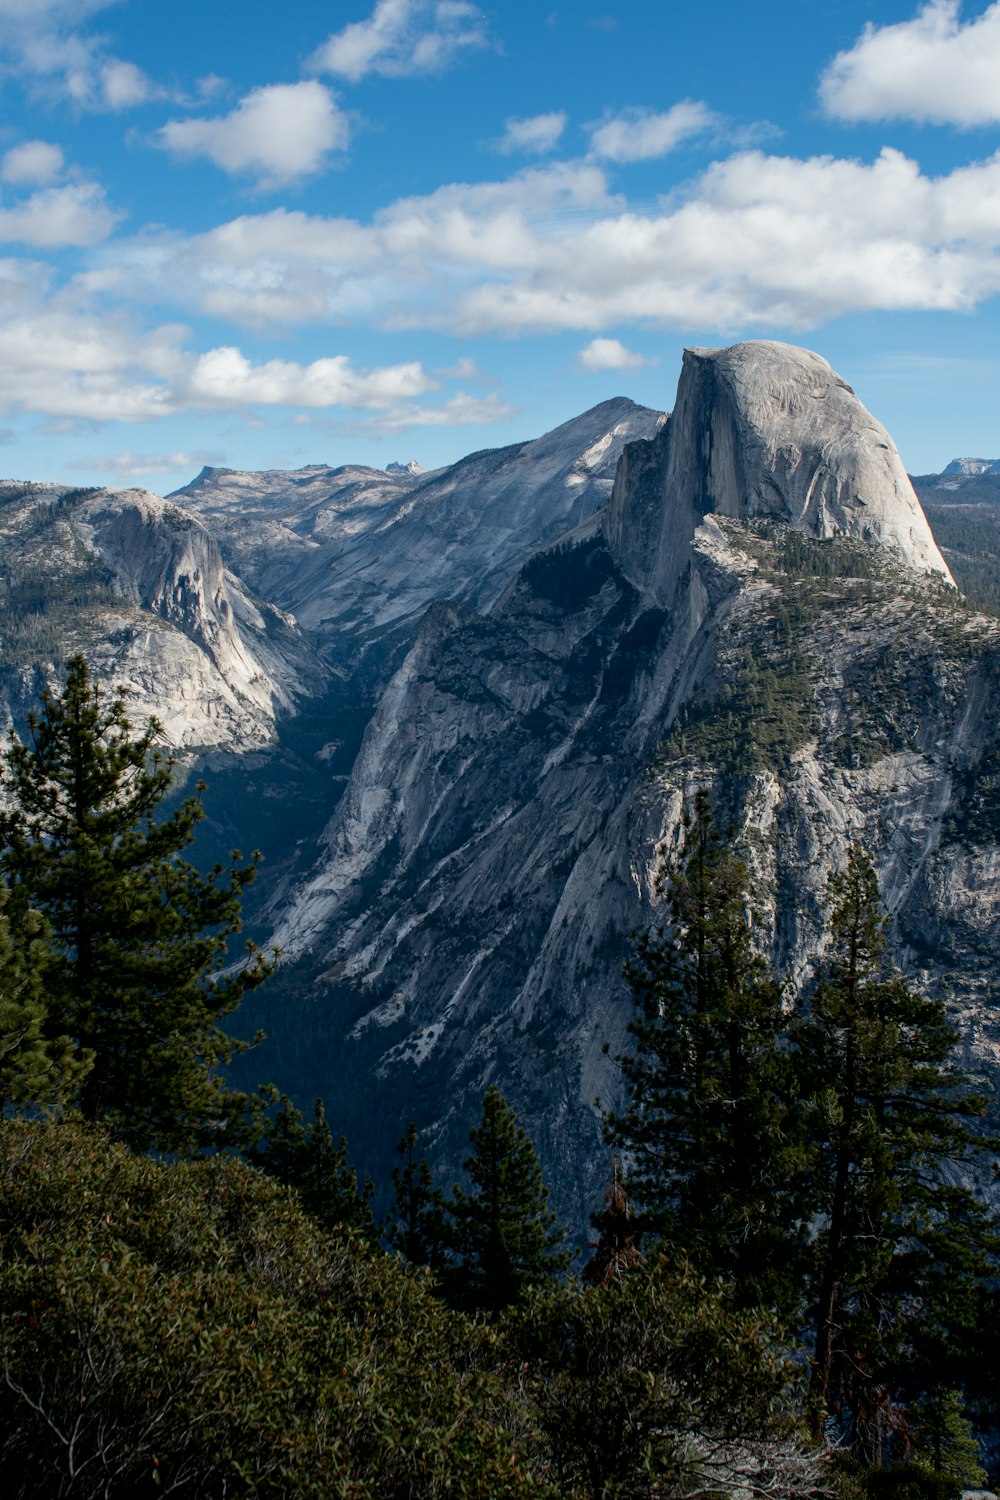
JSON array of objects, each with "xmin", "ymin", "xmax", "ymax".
[
  {"xmin": 606, "ymin": 340, "xmax": 952, "ymax": 604},
  {"xmin": 942, "ymin": 457, "xmax": 1000, "ymax": 476}
]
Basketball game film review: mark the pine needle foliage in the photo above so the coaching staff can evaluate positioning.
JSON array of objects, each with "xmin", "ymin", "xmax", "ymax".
[
  {"xmin": 389, "ymin": 1121, "xmax": 449, "ymax": 1269},
  {"xmin": 603, "ymin": 791, "xmax": 805, "ymax": 1316},
  {"xmin": 0, "ymin": 655, "xmax": 271, "ymax": 1151},
  {"xmin": 256, "ymin": 1093, "xmax": 375, "ymax": 1237},
  {"xmin": 797, "ymin": 845, "xmax": 998, "ymax": 1461},
  {"xmin": 444, "ymin": 1086, "xmax": 569, "ymax": 1314}
]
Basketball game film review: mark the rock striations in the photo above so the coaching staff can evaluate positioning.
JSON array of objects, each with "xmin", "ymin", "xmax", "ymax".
[
  {"xmin": 250, "ymin": 342, "xmax": 998, "ymax": 1226},
  {"xmin": 1, "ymin": 341, "xmax": 997, "ymax": 1227},
  {"xmin": 0, "ymin": 483, "xmax": 316, "ymax": 750},
  {"xmin": 605, "ymin": 341, "xmax": 951, "ymax": 603},
  {"xmin": 171, "ymin": 399, "xmax": 666, "ymax": 668}
]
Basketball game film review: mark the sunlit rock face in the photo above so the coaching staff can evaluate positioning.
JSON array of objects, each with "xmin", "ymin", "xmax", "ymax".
[
  {"xmin": 605, "ymin": 340, "xmax": 951, "ymax": 605},
  {"xmin": 252, "ymin": 342, "xmax": 997, "ymax": 1230},
  {"xmin": 171, "ymin": 399, "xmax": 667, "ymax": 666},
  {"xmin": 0, "ymin": 484, "xmax": 316, "ymax": 751},
  {"xmin": 2, "ymin": 344, "xmax": 994, "ymax": 1231}
]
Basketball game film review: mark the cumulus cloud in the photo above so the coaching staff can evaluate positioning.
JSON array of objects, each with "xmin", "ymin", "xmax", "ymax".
[
  {"xmin": 495, "ymin": 112, "xmax": 567, "ymax": 155},
  {"xmin": 309, "ymin": 0, "xmax": 489, "ymax": 81},
  {"xmin": 588, "ymin": 101, "xmax": 717, "ymax": 162},
  {"xmin": 0, "ymin": 181, "xmax": 118, "ymax": 246},
  {"xmin": 576, "ymin": 337, "xmax": 656, "ymax": 371},
  {"xmin": 0, "ymin": 260, "xmax": 498, "ymax": 429},
  {"xmin": 820, "ymin": 0, "xmax": 1000, "ymax": 126},
  {"xmin": 115, "ymin": 145, "xmax": 1000, "ymax": 338},
  {"xmin": 2, "ymin": 140, "xmax": 64, "ymax": 184},
  {"xmin": 157, "ymin": 82, "xmax": 350, "ymax": 187},
  {"xmin": 181, "ymin": 346, "xmax": 434, "ymax": 409}
]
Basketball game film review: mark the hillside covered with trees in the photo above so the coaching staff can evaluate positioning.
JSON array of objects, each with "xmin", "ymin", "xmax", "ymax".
[{"xmin": 1, "ymin": 660, "xmax": 999, "ymax": 1497}]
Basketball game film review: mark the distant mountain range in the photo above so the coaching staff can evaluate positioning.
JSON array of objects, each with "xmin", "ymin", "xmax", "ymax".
[{"xmin": 1, "ymin": 342, "xmax": 998, "ymax": 1227}]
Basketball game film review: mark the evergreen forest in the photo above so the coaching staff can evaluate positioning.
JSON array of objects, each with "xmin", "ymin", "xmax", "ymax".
[{"xmin": 1, "ymin": 660, "xmax": 999, "ymax": 1499}]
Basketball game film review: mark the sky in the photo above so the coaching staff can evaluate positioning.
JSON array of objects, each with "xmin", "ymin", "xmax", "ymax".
[{"xmin": 0, "ymin": 0, "xmax": 999, "ymax": 493}]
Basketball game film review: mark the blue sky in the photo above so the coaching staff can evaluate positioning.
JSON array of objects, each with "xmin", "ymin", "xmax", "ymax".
[{"xmin": 1, "ymin": 0, "xmax": 999, "ymax": 491}]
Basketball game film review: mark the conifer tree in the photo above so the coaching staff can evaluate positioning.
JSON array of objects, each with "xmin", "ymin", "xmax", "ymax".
[
  {"xmin": 796, "ymin": 845, "xmax": 996, "ymax": 1460},
  {"xmin": 910, "ymin": 1388, "xmax": 988, "ymax": 1493},
  {"xmin": 0, "ymin": 655, "xmax": 270, "ymax": 1151},
  {"xmin": 444, "ymin": 1086, "xmax": 569, "ymax": 1314},
  {"xmin": 388, "ymin": 1122, "xmax": 448, "ymax": 1269},
  {"xmin": 0, "ymin": 883, "xmax": 87, "ymax": 1112},
  {"xmin": 257, "ymin": 1095, "xmax": 374, "ymax": 1236},
  {"xmin": 583, "ymin": 1158, "xmax": 645, "ymax": 1286},
  {"xmin": 603, "ymin": 792, "xmax": 803, "ymax": 1314}
]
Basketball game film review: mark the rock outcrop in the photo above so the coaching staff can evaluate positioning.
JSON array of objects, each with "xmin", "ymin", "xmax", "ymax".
[
  {"xmin": 250, "ymin": 342, "xmax": 997, "ymax": 1227},
  {"xmin": 173, "ymin": 399, "xmax": 666, "ymax": 666},
  {"xmin": 0, "ymin": 484, "xmax": 317, "ymax": 750},
  {"xmin": 606, "ymin": 341, "xmax": 952, "ymax": 603}
]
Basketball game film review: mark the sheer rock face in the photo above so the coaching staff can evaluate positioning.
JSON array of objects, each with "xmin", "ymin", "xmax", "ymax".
[
  {"xmin": 0, "ymin": 484, "xmax": 316, "ymax": 750},
  {"xmin": 606, "ymin": 341, "xmax": 951, "ymax": 604},
  {"xmin": 75, "ymin": 489, "xmax": 318, "ymax": 746},
  {"xmin": 172, "ymin": 398, "xmax": 667, "ymax": 665},
  {"xmin": 257, "ymin": 343, "xmax": 998, "ymax": 1229}
]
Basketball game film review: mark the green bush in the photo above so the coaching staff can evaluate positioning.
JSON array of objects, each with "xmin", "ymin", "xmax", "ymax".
[{"xmin": 0, "ymin": 1119, "xmax": 552, "ymax": 1499}]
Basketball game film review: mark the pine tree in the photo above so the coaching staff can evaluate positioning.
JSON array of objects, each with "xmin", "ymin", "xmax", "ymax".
[
  {"xmin": 796, "ymin": 845, "xmax": 996, "ymax": 1461},
  {"xmin": 444, "ymin": 1086, "xmax": 569, "ymax": 1314},
  {"xmin": 0, "ymin": 656, "xmax": 271, "ymax": 1152},
  {"xmin": 910, "ymin": 1388, "xmax": 988, "ymax": 1493},
  {"xmin": 257, "ymin": 1095, "xmax": 374, "ymax": 1236},
  {"xmin": 0, "ymin": 883, "xmax": 87, "ymax": 1112},
  {"xmin": 388, "ymin": 1122, "xmax": 448, "ymax": 1268},
  {"xmin": 583, "ymin": 1158, "xmax": 645, "ymax": 1286},
  {"xmin": 603, "ymin": 792, "xmax": 803, "ymax": 1314}
]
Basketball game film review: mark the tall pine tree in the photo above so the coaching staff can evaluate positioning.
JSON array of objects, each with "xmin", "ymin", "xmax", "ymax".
[
  {"xmin": 604, "ymin": 792, "xmax": 803, "ymax": 1315},
  {"xmin": 444, "ymin": 1087, "xmax": 569, "ymax": 1314},
  {"xmin": 388, "ymin": 1122, "xmax": 448, "ymax": 1269},
  {"xmin": 796, "ymin": 845, "xmax": 997, "ymax": 1462},
  {"xmin": 0, "ymin": 883, "xmax": 86, "ymax": 1112},
  {"xmin": 0, "ymin": 656, "xmax": 270, "ymax": 1152}
]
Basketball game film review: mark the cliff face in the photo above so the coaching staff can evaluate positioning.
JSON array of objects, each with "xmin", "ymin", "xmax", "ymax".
[
  {"xmin": 252, "ymin": 343, "xmax": 996, "ymax": 1225},
  {"xmin": 0, "ymin": 484, "xmax": 316, "ymax": 750},
  {"xmin": 172, "ymin": 398, "xmax": 666, "ymax": 666},
  {"xmin": 1, "ymin": 342, "xmax": 995, "ymax": 1228},
  {"xmin": 605, "ymin": 341, "xmax": 951, "ymax": 604}
]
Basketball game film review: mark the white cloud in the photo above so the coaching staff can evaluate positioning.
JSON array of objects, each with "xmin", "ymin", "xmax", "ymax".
[
  {"xmin": 0, "ymin": 182, "xmax": 118, "ymax": 246},
  {"xmin": 495, "ymin": 112, "xmax": 567, "ymax": 155},
  {"xmin": 309, "ymin": 0, "xmax": 488, "ymax": 81},
  {"xmin": 0, "ymin": 1, "xmax": 167, "ymax": 111},
  {"xmin": 588, "ymin": 101, "xmax": 717, "ymax": 162},
  {"xmin": 0, "ymin": 260, "xmax": 504, "ymax": 429},
  {"xmin": 157, "ymin": 82, "xmax": 349, "ymax": 186},
  {"xmin": 362, "ymin": 390, "xmax": 517, "ymax": 432},
  {"xmin": 182, "ymin": 346, "xmax": 434, "ymax": 409},
  {"xmin": 821, "ymin": 0, "xmax": 1000, "ymax": 126},
  {"xmin": 2, "ymin": 140, "xmax": 64, "ymax": 184},
  {"xmin": 576, "ymin": 337, "xmax": 656, "ymax": 371},
  {"xmin": 94, "ymin": 146, "xmax": 1000, "ymax": 341},
  {"xmin": 68, "ymin": 449, "xmax": 222, "ymax": 480},
  {"xmin": 97, "ymin": 57, "xmax": 153, "ymax": 110}
]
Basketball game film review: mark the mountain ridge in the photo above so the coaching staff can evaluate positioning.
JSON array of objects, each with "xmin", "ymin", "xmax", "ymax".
[{"xmin": 0, "ymin": 344, "xmax": 996, "ymax": 1227}]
